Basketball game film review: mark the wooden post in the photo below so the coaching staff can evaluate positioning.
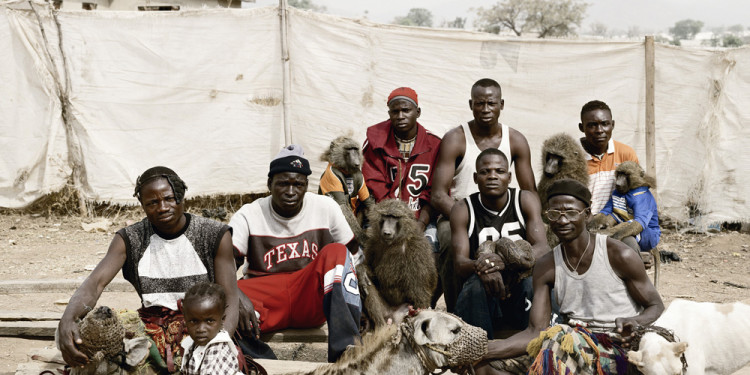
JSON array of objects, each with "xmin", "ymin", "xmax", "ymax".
[
  {"xmin": 645, "ymin": 36, "xmax": 657, "ymax": 194},
  {"xmin": 279, "ymin": 0, "xmax": 292, "ymax": 145}
]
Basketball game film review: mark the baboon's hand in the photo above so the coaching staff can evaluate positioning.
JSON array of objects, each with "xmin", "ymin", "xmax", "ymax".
[{"xmin": 587, "ymin": 213, "xmax": 614, "ymax": 231}]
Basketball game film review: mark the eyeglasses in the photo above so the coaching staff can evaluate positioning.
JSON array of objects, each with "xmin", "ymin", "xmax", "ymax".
[{"xmin": 545, "ymin": 208, "xmax": 587, "ymax": 222}]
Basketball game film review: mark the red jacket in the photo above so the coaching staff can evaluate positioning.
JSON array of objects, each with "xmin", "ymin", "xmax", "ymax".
[{"xmin": 362, "ymin": 120, "xmax": 441, "ymax": 218}]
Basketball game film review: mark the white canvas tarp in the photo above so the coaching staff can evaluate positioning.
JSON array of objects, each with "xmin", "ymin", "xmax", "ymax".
[
  {"xmin": 1, "ymin": 5, "xmax": 748, "ymax": 225},
  {"xmin": 1, "ymin": 4, "xmax": 69, "ymax": 207}
]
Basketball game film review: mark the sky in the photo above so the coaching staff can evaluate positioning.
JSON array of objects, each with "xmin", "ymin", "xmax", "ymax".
[{"xmin": 244, "ymin": 0, "xmax": 750, "ymax": 35}]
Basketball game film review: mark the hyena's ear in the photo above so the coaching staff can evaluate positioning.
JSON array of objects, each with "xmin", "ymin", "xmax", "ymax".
[{"xmin": 672, "ymin": 342, "xmax": 688, "ymax": 355}]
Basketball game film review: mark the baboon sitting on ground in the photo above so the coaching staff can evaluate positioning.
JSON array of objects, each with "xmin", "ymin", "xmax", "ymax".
[
  {"xmin": 536, "ymin": 133, "xmax": 589, "ymax": 246},
  {"xmin": 319, "ymin": 136, "xmax": 374, "ymax": 244},
  {"xmin": 357, "ymin": 199, "xmax": 437, "ymax": 328},
  {"xmin": 588, "ymin": 161, "xmax": 661, "ymax": 259}
]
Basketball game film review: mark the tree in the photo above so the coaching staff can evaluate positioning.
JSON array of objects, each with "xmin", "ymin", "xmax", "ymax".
[
  {"xmin": 654, "ymin": 35, "xmax": 671, "ymax": 45},
  {"xmin": 475, "ymin": 0, "xmax": 588, "ymax": 38},
  {"xmin": 723, "ymin": 34, "xmax": 744, "ymax": 48},
  {"xmin": 393, "ymin": 8, "xmax": 434, "ymax": 27},
  {"xmin": 442, "ymin": 17, "xmax": 466, "ymax": 29},
  {"xmin": 627, "ymin": 25, "xmax": 641, "ymax": 38},
  {"xmin": 728, "ymin": 24, "xmax": 745, "ymax": 34},
  {"xmin": 288, "ymin": 0, "xmax": 326, "ymax": 12},
  {"xmin": 669, "ymin": 19, "xmax": 704, "ymax": 41},
  {"xmin": 589, "ymin": 22, "xmax": 607, "ymax": 37}
]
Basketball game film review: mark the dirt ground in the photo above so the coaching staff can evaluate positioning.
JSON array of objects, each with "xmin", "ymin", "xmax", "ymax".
[{"xmin": 1, "ymin": 212, "xmax": 749, "ymax": 374}]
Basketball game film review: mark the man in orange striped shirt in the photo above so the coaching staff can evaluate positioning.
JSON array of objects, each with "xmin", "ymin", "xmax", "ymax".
[{"xmin": 578, "ymin": 100, "xmax": 639, "ymax": 214}]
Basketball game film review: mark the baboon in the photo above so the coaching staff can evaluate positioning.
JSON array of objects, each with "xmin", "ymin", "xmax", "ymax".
[
  {"xmin": 536, "ymin": 133, "xmax": 589, "ymax": 246},
  {"xmin": 357, "ymin": 199, "xmax": 437, "ymax": 328},
  {"xmin": 319, "ymin": 136, "xmax": 374, "ymax": 243},
  {"xmin": 588, "ymin": 161, "xmax": 660, "ymax": 253},
  {"xmin": 537, "ymin": 133, "xmax": 589, "ymax": 210}
]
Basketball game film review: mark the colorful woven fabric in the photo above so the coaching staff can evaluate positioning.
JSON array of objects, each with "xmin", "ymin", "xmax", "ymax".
[
  {"xmin": 139, "ymin": 306, "xmax": 187, "ymax": 373},
  {"xmin": 526, "ymin": 324, "xmax": 629, "ymax": 375}
]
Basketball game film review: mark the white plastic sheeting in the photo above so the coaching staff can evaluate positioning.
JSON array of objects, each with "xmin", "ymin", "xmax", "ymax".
[
  {"xmin": 1, "ymin": 5, "xmax": 748, "ymax": 225},
  {"xmin": 1, "ymin": 5, "xmax": 70, "ymax": 207}
]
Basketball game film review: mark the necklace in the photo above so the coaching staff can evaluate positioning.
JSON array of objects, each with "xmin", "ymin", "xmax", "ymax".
[{"xmin": 562, "ymin": 233, "xmax": 591, "ymax": 275}]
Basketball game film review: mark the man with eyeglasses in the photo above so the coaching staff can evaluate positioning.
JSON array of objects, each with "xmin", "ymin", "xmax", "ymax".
[
  {"xmin": 579, "ymin": 100, "xmax": 640, "ymax": 215},
  {"xmin": 450, "ymin": 148, "xmax": 548, "ymax": 340},
  {"xmin": 473, "ymin": 179, "xmax": 663, "ymax": 374}
]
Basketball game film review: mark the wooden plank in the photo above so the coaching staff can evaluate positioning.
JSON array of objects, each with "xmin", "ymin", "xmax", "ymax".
[
  {"xmin": 0, "ymin": 279, "xmax": 133, "ymax": 294},
  {"xmin": 0, "ymin": 321, "xmax": 57, "ymax": 338},
  {"xmin": 256, "ymin": 359, "xmax": 323, "ymax": 374},
  {"xmin": 253, "ymin": 359, "xmax": 463, "ymax": 375},
  {"xmin": 0, "ymin": 311, "xmax": 61, "ymax": 322},
  {"xmin": 644, "ymin": 35, "xmax": 658, "ymax": 201},
  {"xmin": 0, "ymin": 319, "xmax": 327, "ymax": 341},
  {"xmin": 261, "ymin": 327, "xmax": 328, "ymax": 343}
]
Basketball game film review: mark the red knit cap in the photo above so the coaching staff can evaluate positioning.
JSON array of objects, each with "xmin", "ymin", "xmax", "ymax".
[{"xmin": 387, "ymin": 87, "xmax": 418, "ymax": 107}]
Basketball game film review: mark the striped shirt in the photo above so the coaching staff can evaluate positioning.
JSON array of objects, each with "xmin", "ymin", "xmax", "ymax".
[{"xmin": 583, "ymin": 139, "xmax": 639, "ymax": 214}]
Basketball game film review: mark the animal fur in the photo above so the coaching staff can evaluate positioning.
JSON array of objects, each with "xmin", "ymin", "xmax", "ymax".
[
  {"xmin": 477, "ymin": 237, "xmax": 535, "ymax": 288},
  {"xmin": 319, "ymin": 136, "xmax": 373, "ymax": 243},
  {"xmin": 285, "ymin": 310, "xmax": 487, "ymax": 375},
  {"xmin": 628, "ymin": 299, "xmax": 750, "ymax": 375},
  {"xmin": 536, "ymin": 133, "xmax": 589, "ymax": 246},
  {"xmin": 589, "ymin": 161, "xmax": 655, "ymax": 240},
  {"xmin": 321, "ymin": 136, "xmax": 363, "ymax": 176},
  {"xmin": 360, "ymin": 199, "xmax": 437, "ymax": 328},
  {"xmin": 55, "ymin": 306, "xmax": 151, "ymax": 375}
]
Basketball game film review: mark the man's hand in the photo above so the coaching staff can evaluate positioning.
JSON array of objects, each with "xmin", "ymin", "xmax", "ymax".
[
  {"xmin": 475, "ymin": 252, "xmax": 505, "ymax": 274},
  {"xmin": 615, "ymin": 317, "xmax": 640, "ymax": 348},
  {"xmin": 238, "ymin": 293, "xmax": 261, "ymax": 339},
  {"xmin": 476, "ymin": 253, "xmax": 507, "ymax": 298},
  {"xmin": 58, "ymin": 319, "xmax": 88, "ymax": 367},
  {"xmin": 479, "ymin": 271, "xmax": 507, "ymax": 299}
]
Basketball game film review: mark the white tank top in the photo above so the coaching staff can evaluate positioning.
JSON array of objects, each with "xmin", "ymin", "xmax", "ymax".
[
  {"xmin": 553, "ymin": 234, "xmax": 642, "ymax": 329},
  {"xmin": 450, "ymin": 122, "xmax": 514, "ymax": 202}
]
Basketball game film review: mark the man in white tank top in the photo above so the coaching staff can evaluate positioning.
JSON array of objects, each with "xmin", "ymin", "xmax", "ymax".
[
  {"xmin": 431, "ymin": 78, "xmax": 537, "ymax": 312},
  {"xmin": 473, "ymin": 179, "xmax": 664, "ymax": 374}
]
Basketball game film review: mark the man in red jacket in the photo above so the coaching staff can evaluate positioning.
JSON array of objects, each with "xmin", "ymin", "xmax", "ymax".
[
  {"xmin": 362, "ymin": 87, "xmax": 442, "ymax": 232},
  {"xmin": 361, "ymin": 87, "xmax": 442, "ymax": 305}
]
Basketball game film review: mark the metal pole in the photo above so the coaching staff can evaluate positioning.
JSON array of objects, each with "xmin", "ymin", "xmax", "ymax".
[
  {"xmin": 279, "ymin": 0, "xmax": 292, "ymax": 145},
  {"xmin": 645, "ymin": 36, "xmax": 657, "ymax": 195}
]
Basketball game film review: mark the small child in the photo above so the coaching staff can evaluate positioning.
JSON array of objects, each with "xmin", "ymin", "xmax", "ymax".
[{"xmin": 180, "ymin": 282, "xmax": 243, "ymax": 375}]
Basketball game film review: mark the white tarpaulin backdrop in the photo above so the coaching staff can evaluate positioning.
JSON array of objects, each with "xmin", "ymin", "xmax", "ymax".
[{"xmin": 1, "ymin": 4, "xmax": 748, "ymax": 225}]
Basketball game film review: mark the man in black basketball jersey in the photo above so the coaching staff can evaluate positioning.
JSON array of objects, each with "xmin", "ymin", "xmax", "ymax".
[{"xmin": 451, "ymin": 148, "xmax": 549, "ymax": 339}]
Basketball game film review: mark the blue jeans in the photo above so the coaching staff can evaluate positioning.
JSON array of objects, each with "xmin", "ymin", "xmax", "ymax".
[{"xmin": 455, "ymin": 274, "xmax": 533, "ymax": 339}]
